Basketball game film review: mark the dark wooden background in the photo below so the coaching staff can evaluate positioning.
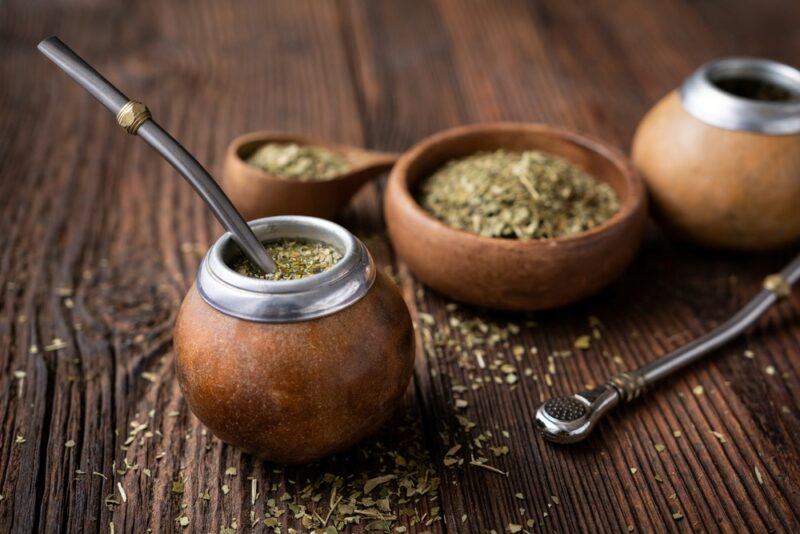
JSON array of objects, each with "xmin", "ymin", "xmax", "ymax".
[{"xmin": 2, "ymin": 0, "xmax": 800, "ymax": 532}]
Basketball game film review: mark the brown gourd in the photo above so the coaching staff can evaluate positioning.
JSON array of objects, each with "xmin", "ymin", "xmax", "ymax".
[
  {"xmin": 632, "ymin": 59, "xmax": 800, "ymax": 251},
  {"xmin": 173, "ymin": 217, "xmax": 415, "ymax": 464},
  {"xmin": 174, "ymin": 272, "xmax": 413, "ymax": 464}
]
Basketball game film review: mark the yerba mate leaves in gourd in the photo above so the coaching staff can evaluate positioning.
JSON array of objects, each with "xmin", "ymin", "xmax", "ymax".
[
  {"xmin": 417, "ymin": 149, "xmax": 619, "ymax": 239},
  {"xmin": 232, "ymin": 239, "xmax": 342, "ymax": 281},
  {"xmin": 246, "ymin": 142, "xmax": 350, "ymax": 181}
]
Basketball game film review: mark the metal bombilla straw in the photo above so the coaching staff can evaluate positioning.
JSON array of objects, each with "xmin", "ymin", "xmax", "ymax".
[
  {"xmin": 37, "ymin": 36, "xmax": 276, "ymax": 274},
  {"xmin": 535, "ymin": 252, "xmax": 800, "ymax": 444}
]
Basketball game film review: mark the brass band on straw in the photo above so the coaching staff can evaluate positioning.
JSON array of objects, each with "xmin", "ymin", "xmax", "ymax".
[
  {"xmin": 116, "ymin": 100, "xmax": 151, "ymax": 134},
  {"xmin": 609, "ymin": 371, "xmax": 646, "ymax": 402},
  {"xmin": 763, "ymin": 273, "xmax": 791, "ymax": 299}
]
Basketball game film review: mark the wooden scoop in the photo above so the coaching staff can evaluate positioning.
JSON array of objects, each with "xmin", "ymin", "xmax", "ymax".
[{"xmin": 222, "ymin": 132, "xmax": 398, "ymax": 220}]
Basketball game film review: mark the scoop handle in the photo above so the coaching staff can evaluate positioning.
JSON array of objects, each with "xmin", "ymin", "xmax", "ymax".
[{"xmin": 37, "ymin": 36, "xmax": 276, "ymax": 274}]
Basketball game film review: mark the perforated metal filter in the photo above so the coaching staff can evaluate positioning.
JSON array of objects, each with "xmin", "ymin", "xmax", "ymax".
[{"xmin": 543, "ymin": 397, "xmax": 587, "ymax": 421}]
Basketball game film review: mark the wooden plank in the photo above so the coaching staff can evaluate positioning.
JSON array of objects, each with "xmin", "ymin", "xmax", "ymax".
[
  {"xmin": 346, "ymin": 0, "xmax": 800, "ymax": 532},
  {"xmin": 0, "ymin": 0, "xmax": 799, "ymax": 532}
]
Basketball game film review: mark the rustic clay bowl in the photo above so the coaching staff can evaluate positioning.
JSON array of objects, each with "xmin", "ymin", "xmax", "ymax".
[
  {"xmin": 384, "ymin": 123, "xmax": 647, "ymax": 311},
  {"xmin": 223, "ymin": 131, "xmax": 397, "ymax": 220},
  {"xmin": 174, "ymin": 216, "xmax": 415, "ymax": 464}
]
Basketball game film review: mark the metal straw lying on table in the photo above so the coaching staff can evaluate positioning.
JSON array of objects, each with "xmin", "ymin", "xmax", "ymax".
[
  {"xmin": 535, "ymin": 252, "xmax": 800, "ymax": 444},
  {"xmin": 37, "ymin": 36, "xmax": 276, "ymax": 274}
]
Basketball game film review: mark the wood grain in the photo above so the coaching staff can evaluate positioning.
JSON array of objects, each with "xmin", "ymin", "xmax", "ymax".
[{"xmin": 1, "ymin": 0, "xmax": 800, "ymax": 532}]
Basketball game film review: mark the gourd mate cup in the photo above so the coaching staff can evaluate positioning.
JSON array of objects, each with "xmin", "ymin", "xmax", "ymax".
[
  {"xmin": 633, "ymin": 57, "xmax": 800, "ymax": 251},
  {"xmin": 36, "ymin": 38, "xmax": 414, "ymax": 464},
  {"xmin": 223, "ymin": 132, "xmax": 398, "ymax": 220},
  {"xmin": 174, "ymin": 216, "xmax": 415, "ymax": 464},
  {"xmin": 384, "ymin": 123, "xmax": 647, "ymax": 311}
]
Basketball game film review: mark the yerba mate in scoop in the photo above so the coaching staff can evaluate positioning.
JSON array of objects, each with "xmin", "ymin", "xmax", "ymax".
[
  {"xmin": 224, "ymin": 132, "xmax": 399, "ymax": 220},
  {"xmin": 246, "ymin": 142, "xmax": 350, "ymax": 180},
  {"xmin": 417, "ymin": 149, "xmax": 619, "ymax": 239}
]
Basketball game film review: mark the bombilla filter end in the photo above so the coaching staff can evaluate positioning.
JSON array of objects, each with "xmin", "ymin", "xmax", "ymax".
[
  {"xmin": 536, "ymin": 371, "xmax": 646, "ymax": 444},
  {"xmin": 534, "ymin": 384, "xmax": 620, "ymax": 444}
]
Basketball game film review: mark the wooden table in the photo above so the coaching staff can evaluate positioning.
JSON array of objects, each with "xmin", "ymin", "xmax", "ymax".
[{"xmin": 2, "ymin": 1, "xmax": 800, "ymax": 532}]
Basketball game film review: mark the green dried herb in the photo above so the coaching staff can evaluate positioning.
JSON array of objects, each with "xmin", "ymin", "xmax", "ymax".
[
  {"xmin": 246, "ymin": 142, "xmax": 350, "ymax": 180},
  {"xmin": 417, "ymin": 149, "xmax": 619, "ymax": 239},
  {"xmin": 232, "ymin": 239, "xmax": 342, "ymax": 281},
  {"xmin": 230, "ymin": 413, "xmax": 442, "ymax": 532}
]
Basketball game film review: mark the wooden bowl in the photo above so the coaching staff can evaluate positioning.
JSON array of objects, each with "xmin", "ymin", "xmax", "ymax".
[
  {"xmin": 222, "ymin": 131, "xmax": 397, "ymax": 220},
  {"xmin": 384, "ymin": 123, "xmax": 647, "ymax": 311}
]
